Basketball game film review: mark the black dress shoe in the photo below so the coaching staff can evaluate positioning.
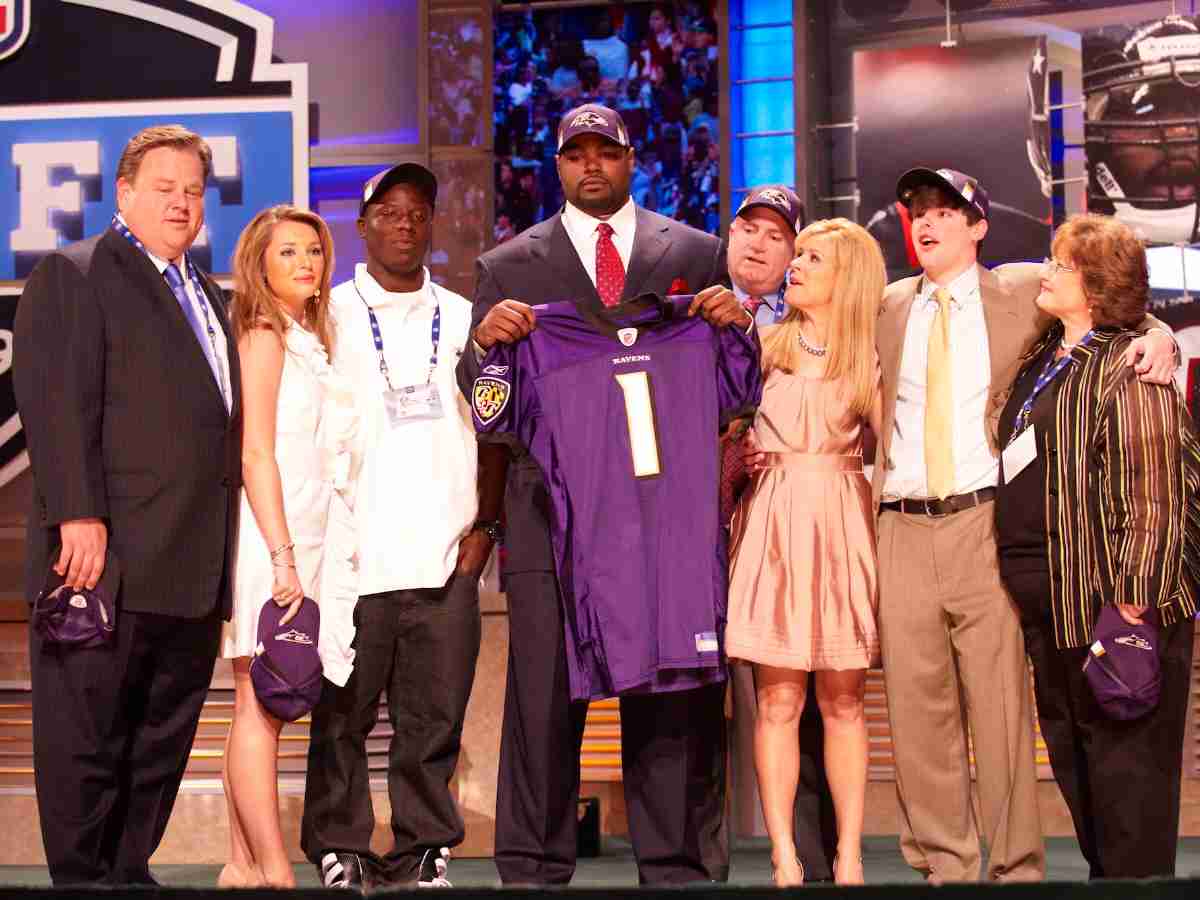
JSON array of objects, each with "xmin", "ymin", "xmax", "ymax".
[{"xmin": 319, "ymin": 851, "xmax": 369, "ymax": 890}]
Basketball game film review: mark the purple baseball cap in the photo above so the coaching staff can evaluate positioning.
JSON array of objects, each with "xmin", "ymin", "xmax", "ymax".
[
  {"xmin": 896, "ymin": 167, "xmax": 990, "ymax": 221},
  {"xmin": 736, "ymin": 185, "xmax": 807, "ymax": 234},
  {"xmin": 360, "ymin": 162, "xmax": 438, "ymax": 216},
  {"xmin": 32, "ymin": 551, "xmax": 120, "ymax": 648},
  {"xmin": 250, "ymin": 596, "xmax": 323, "ymax": 722},
  {"xmin": 1082, "ymin": 604, "xmax": 1161, "ymax": 720},
  {"xmin": 556, "ymin": 103, "xmax": 631, "ymax": 153}
]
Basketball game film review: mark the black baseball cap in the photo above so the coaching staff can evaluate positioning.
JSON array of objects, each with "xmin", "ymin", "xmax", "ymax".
[
  {"xmin": 736, "ymin": 185, "xmax": 806, "ymax": 234},
  {"xmin": 896, "ymin": 167, "xmax": 990, "ymax": 220},
  {"xmin": 360, "ymin": 163, "xmax": 438, "ymax": 216},
  {"xmin": 556, "ymin": 104, "xmax": 631, "ymax": 153}
]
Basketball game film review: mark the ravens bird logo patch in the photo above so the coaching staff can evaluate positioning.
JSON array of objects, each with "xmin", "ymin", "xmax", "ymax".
[{"xmin": 473, "ymin": 375, "xmax": 511, "ymax": 425}]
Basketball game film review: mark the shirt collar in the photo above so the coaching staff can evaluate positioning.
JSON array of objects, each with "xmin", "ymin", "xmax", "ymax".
[
  {"xmin": 114, "ymin": 213, "xmax": 183, "ymax": 273},
  {"xmin": 353, "ymin": 263, "xmax": 433, "ymax": 309},
  {"xmin": 561, "ymin": 196, "xmax": 637, "ymax": 244},
  {"xmin": 919, "ymin": 264, "xmax": 980, "ymax": 310}
]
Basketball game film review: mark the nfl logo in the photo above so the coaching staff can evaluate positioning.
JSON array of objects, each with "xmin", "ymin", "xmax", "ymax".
[
  {"xmin": 0, "ymin": 0, "xmax": 30, "ymax": 62},
  {"xmin": 618, "ymin": 328, "xmax": 638, "ymax": 347}
]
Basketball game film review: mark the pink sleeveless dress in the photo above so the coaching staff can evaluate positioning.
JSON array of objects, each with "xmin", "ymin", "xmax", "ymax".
[{"xmin": 725, "ymin": 368, "xmax": 880, "ymax": 671}]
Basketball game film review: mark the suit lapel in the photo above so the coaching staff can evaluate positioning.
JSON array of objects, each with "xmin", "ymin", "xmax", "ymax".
[
  {"xmin": 622, "ymin": 207, "xmax": 669, "ymax": 299},
  {"xmin": 196, "ymin": 270, "xmax": 239, "ymax": 421},
  {"xmin": 107, "ymin": 230, "xmax": 228, "ymax": 414},
  {"xmin": 876, "ymin": 278, "xmax": 919, "ymax": 467},
  {"xmin": 528, "ymin": 213, "xmax": 598, "ymax": 305},
  {"xmin": 978, "ymin": 263, "xmax": 1023, "ymax": 392}
]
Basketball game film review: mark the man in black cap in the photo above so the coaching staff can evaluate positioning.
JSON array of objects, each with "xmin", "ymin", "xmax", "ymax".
[
  {"xmin": 456, "ymin": 102, "xmax": 748, "ymax": 886},
  {"xmin": 302, "ymin": 162, "xmax": 501, "ymax": 890},
  {"xmin": 872, "ymin": 167, "xmax": 1176, "ymax": 883}
]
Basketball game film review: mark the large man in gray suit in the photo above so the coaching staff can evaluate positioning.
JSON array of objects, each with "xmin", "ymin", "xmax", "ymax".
[{"xmin": 457, "ymin": 104, "xmax": 748, "ymax": 886}]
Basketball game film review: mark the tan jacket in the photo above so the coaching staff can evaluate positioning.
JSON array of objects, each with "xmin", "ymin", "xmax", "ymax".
[{"xmin": 871, "ymin": 261, "xmax": 1047, "ymax": 507}]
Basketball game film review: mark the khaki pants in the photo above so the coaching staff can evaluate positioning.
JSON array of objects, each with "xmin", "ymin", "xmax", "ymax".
[{"xmin": 877, "ymin": 503, "xmax": 1044, "ymax": 882}]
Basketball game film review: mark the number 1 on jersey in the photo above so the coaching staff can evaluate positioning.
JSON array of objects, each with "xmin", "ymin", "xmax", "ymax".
[{"xmin": 614, "ymin": 371, "xmax": 662, "ymax": 477}]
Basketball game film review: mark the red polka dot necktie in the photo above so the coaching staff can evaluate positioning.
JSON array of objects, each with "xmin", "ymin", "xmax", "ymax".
[
  {"xmin": 743, "ymin": 296, "xmax": 763, "ymax": 319},
  {"xmin": 595, "ymin": 222, "xmax": 625, "ymax": 307}
]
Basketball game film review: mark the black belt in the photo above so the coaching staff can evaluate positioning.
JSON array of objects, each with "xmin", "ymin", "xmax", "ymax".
[{"xmin": 880, "ymin": 487, "xmax": 996, "ymax": 517}]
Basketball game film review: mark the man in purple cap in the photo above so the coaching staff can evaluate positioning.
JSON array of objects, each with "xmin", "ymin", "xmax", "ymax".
[
  {"xmin": 456, "ymin": 102, "xmax": 748, "ymax": 886},
  {"xmin": 872, "ymin": 166, "xmax": 1177, "ymax": 883},
  {"xmin": 301, "ymin": 162, "xmax": 500, "ymax": 890}
]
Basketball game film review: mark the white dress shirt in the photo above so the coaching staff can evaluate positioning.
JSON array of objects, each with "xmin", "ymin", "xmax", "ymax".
[
  {"xmin": 883, "ymin": 265, "xmax": 997, "ymax": 499},
  {"xmin": 329, "ymin": 264, "xmax": 478, "ymax": 594},
  {"xmin": 560, "ymin": 196, "xmax": 637, "ymax": 287},
  {"xmin": 128, "ymin": 225, "xmax": 232, "ymax": 413}
]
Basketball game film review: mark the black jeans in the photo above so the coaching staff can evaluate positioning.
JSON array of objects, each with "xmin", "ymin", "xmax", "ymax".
[
  {"xmin": 1009, "ymin": 572, "xmax": 1195, "ymax": 878},
  {"xmin": 301, "ymin": 572, "xmax": 481, "ymax": 882}
]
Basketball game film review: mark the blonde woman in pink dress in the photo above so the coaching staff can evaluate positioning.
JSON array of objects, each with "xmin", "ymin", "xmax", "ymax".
[{"xmin": 726, "ymin": 218, "xmax": 885, "ymax": 887}]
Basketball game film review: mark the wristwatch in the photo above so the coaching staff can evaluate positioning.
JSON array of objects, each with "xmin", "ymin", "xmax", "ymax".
[{"xmin": 474, "ymin": 519, "xmax": 504, "ymax": 543}]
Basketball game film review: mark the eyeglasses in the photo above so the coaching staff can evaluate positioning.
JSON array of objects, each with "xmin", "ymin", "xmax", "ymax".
[{"xmin": 1042, "ymin": 257, "xmax": 1076, "ymax": 277}]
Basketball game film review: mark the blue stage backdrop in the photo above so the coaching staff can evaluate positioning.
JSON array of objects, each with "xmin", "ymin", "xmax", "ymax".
[{"xmin": 0, "ymin": 0, "xmax": 308, "ymax": 285}]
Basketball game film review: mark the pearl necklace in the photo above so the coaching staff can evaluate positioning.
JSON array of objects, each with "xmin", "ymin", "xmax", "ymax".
[{"xmin": 797, "ymin": 327, "xmax": 827, "ymax": 357}]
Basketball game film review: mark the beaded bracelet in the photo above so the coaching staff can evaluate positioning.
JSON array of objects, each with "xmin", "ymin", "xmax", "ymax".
[{"xmin": 269, "ymin": 541, "xmax": 295, "ymax": 560}]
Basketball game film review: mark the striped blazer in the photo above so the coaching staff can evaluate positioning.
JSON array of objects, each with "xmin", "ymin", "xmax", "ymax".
[{"xmin": 1039, "ymin": 328, "xmax": 1199, "ymax": 648}]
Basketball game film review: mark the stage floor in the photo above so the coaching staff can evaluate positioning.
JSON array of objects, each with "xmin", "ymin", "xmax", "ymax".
[{"xmin": 1, "ymin": 837, "xmax": 1198, "ymax": 888}]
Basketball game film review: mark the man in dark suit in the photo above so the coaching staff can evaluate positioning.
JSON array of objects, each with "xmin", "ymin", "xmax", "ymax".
[
  {"xmin": 456, "ymin": 104, "xmax": 747, "ymax": 886},
  {"xmin": 13, "ymin": 125, "xmax": 241, "ymax": 886}
]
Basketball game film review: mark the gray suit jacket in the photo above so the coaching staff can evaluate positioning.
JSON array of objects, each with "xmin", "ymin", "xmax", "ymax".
[{"xmin": 456, "ymin": 206, "xmax": 726, "ymax": 573}]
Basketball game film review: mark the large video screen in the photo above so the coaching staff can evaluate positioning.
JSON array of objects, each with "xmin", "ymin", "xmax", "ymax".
[{"xmin": 492, "ymin": 1, "xmax": 720, "ymax": 245}]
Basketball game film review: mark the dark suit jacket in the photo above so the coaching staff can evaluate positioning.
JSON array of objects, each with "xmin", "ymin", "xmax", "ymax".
[
  {"xmin": 14, "ymin": 228, "xmax": 243, "ymax": 619},
  {"xmin": 456, "ymin": 206, "xmax": 726, "ymax": 573}
]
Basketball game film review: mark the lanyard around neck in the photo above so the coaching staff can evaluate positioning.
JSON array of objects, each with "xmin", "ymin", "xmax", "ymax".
[
  {"xmin": 1008, "ymin": 331, "xmax": 1095, "ymax": 443},
  {"xmin": 354, "ymin": 274, "xmax": 440, "ymax": 390}
]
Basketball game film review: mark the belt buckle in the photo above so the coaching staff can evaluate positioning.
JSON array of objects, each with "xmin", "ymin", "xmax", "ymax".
[{"xmin": 924, "ymin": 497, "xmax": 949, "ymax": 518}]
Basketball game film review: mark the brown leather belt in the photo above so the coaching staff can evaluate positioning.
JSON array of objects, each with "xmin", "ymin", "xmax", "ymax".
[{"xmin": 879, "ymin": 487, "xmax": 997, "ymax": 517}]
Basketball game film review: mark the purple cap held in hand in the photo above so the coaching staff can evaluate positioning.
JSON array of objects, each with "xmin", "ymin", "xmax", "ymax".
[
  {"xmin": 1082, "ymin": 604, "xmax": 1161, "ymax": 720},
  {"xmin": 250, "ymin": 596, "xmax": 323, "ymax": 722}
]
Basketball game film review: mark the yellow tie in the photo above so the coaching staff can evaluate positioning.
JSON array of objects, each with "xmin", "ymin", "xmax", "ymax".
[{"xmin": 925, "ymin": 287, "xmax": 955, "ymax": 499}]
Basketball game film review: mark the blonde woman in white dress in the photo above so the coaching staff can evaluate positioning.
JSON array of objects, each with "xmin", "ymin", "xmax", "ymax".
[{"xmin": 218, "ymin": 206, "xmax": 357, "ymax": 887}]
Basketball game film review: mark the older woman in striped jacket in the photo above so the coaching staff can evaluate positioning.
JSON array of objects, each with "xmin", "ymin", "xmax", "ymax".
[{"xmin": 993, "ymin": 213, "xmax": 1197, "ymax": 880}]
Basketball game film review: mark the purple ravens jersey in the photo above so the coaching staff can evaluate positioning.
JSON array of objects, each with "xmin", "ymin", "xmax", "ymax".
[{"xmin": 472, "ymin": 294, "xmax": 762, "ymax": 702}]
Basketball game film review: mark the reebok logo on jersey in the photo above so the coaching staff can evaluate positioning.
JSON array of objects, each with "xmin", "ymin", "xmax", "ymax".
[
  {"xmin": 482, "ymin": 364, "xmax": 509, "ymax": 376},
  {"xmin": 612, "ymin": 354, "xmax": 651, "ymax": 365},
  {"xmin": 473, "ymin": 375, "xmax": 511, "ymax": 424}
]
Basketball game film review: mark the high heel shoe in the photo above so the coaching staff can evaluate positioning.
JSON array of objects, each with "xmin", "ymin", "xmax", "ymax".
[
  {"xmin": 772, "ymin": 857, "xmax": 805, "ymax": 888},
  {"xmin": 833, "ymin": 852, "xmax": 865, "ymax": 886}
]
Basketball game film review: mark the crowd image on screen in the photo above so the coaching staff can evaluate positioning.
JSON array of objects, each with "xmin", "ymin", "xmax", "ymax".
[{"xmin": 493, "ymin": 2, "xmax": 721, "ymax": 244}]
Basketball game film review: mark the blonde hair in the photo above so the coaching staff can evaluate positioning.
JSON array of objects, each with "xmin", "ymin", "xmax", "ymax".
[
  {"xmin": 230, "ymin": 205, "xmax": 336, "ymax": 354},
  {"xmin": 759, "ymin": 218, "xmax": 884, "ymax": 417}
]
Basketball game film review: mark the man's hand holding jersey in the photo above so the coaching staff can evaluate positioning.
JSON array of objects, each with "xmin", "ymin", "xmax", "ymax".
[
  {"xmin": 475, "ymin": 299, "xmax": 537, "ymax": 350},
  {"xmin": 689, "ymin": 285, "xmax": 753, "ymax": 330}
]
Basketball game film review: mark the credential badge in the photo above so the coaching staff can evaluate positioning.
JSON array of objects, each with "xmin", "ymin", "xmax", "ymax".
[
  {"xmin": 618, "ymin": 328, "xmax": 638, "ymax": 347},
  {"xmin": 473, "ymin": 375, "xmax": 511, "ymax": 424}
]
